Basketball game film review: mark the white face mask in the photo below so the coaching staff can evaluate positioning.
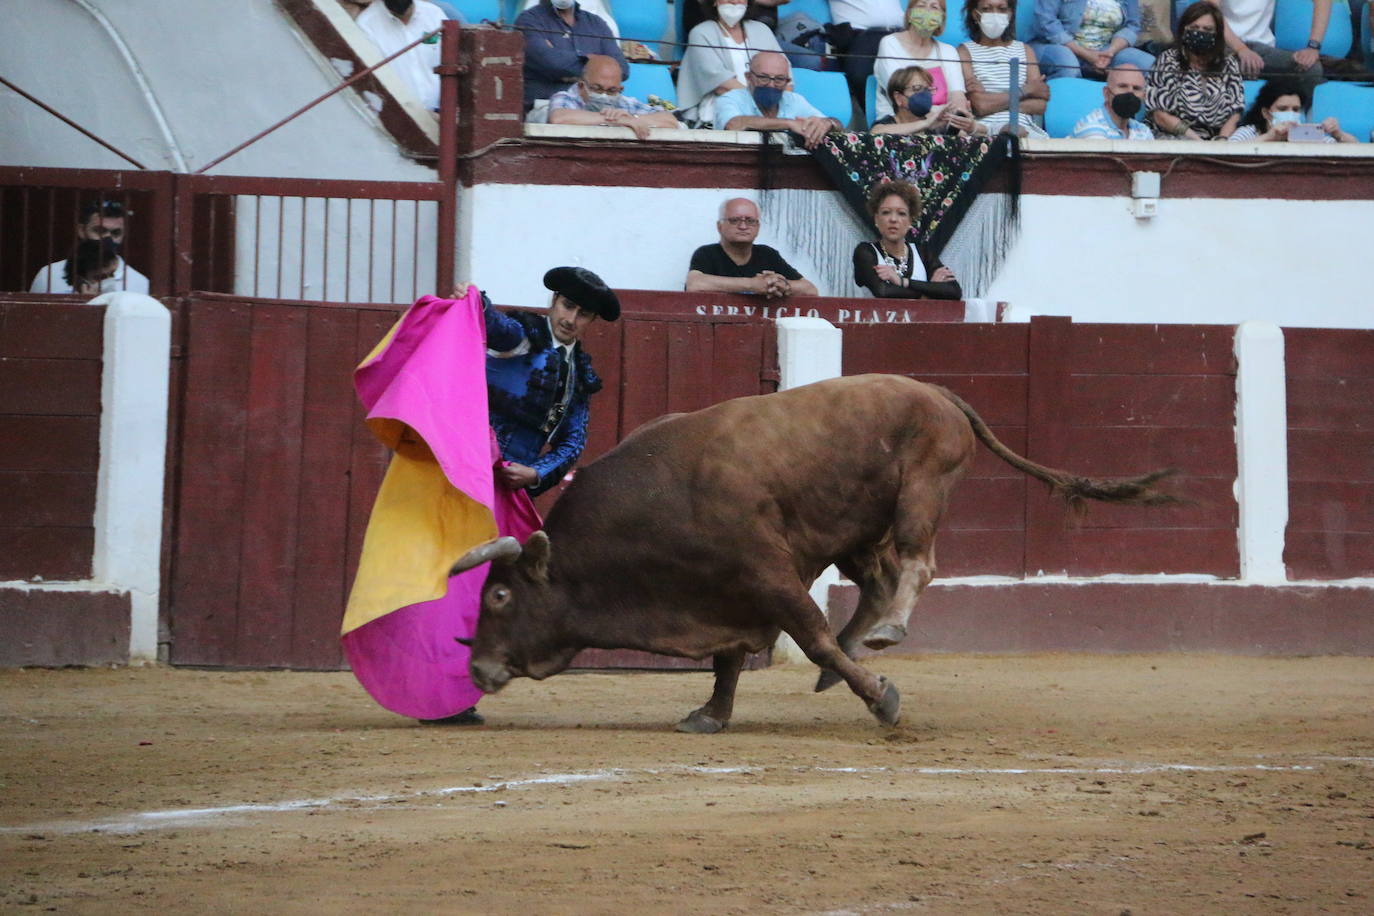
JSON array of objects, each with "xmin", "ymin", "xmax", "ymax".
[
  {"xmin": 551, "ymin": 0, "xmax": 575, "ymax": 9},
  {"xmin": 584, "ymin": 90, "xmax": 618, "ymax": 111},
  {"xmin": 979, "ymin": 11, "xmax": 1010, "ymax": 38},
  {"xmin": 1270, "ymin": 110, "xmax": 1302, "ymax": 125},
  {"xmin": 717, "ymin": 3, "xmax": 747, "ymax": 26}
]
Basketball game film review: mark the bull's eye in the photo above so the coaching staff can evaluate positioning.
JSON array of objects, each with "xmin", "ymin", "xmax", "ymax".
[{"xmin": 487, "ymin": 585, "xmax": 511, "ymax": 609}]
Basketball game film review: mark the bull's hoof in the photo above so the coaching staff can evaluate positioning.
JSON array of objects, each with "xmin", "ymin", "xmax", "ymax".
[
  {"xmin": 675, "ymin": 709, "xmax": 727, "ymax": 734},
  {"xmin": 861, "ymin": 624, "xmax": 907, "ymax": 651},
  {"xmin": 814, "ymin": 669, "xmax": 843, "ymax": 693},
  {"xmin": 867, "ymin": 676, "xmax": 901, "ymax": 727}
]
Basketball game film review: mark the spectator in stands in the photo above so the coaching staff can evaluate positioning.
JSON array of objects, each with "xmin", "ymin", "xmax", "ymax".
[
  {"xmin": 714, "ymin": 51, "xmax": 843, "ymax": 145},
  {"xmin": 517, "ymin": 0, "xmax": 656, "ymax": 60},
  {"xmin": 873, "ymin": 0, "xmax": 970, "ymax": 124},
  {"xmin": 546, "ymin": 54, "xmax": 682, "ymax": 137},
  {"xmin": 830, "ymin": 0, "xmax": 908, "ymax": 99},
  {"xmin": 677, "ymin": 0, "xmax": 783, "ymax": 127},
  {"xmin": 1070, "ymin": 62, "xmax": 1154, "ymax": 136},
  {"xmin": 853, "ymin": 180, "xmax": 961, "ymax": 299},
  {"xmin": 1228, "ymin": 76, "xmax": 1359, "ymax": 142},
  {"xmin": 516, "ymin": 0, "xmax": 627, "ymax": 110},
  {"xmin": 1135, "ymin": 0, "xmax": 1172, "ymax": 55},
  {"xmin": 871, "ymin": 65, "xmax": 951, "ymax": 133},
  {"xmin": 684, "ymin": 0, "xmax": 827, "ymax": 70},
  {"xmin": 30, "ymin": 201, "xmax": 149, "ymax": 295},
  {"xmin": 686, "ymin": 198, "xmax": 820, "ymax": 297},
  {"xmin": 1208, "ymin": 0, "xmax": 1327, "ymax": 93},
  {"xmin": 1029, "ymin": 0, "xmax": 1155, "ymax": 79},
  {"xmin": 1145, "ymin": 1, "xmax": 1243, "ymax": 139},
  {"xmin": 958, "ymin": 0, "xmax": 1051, "ymax": 137},
  {"xmin": 356, "ymin": 0, "xmax": 447, "ymax": 110},
  {"xmin": 342, "ymin": 0, "xmax": 464, "ymax": 20}
]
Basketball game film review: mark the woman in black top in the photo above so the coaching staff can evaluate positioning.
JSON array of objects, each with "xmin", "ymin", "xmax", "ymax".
[{"xmin": 852, "ymin": 179, "xmax": 961, "ymax": 300}]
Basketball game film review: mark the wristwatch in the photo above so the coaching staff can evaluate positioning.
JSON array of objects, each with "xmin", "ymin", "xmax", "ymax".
[{"xmin": 1306, "ymin": 39, "xmax": 1321, "ymax": 50}]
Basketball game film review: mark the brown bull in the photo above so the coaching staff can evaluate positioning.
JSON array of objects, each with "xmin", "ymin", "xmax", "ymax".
[{"xmin": 451, "ymin": 374, "xmax": 1176, "ymax": 732}]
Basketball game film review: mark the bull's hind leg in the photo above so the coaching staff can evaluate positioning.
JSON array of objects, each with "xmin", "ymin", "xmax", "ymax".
[
  {"xmin": 676, "ymin": 650, "xmax": 745, "ymax": 734},
  {"xmin": 861, "ymin": 484, "xmax": 950, "ymax": 651},
  {"xmin": 814, "ymin": 549, "xmax": 900, "ymax": 693},
  {"xmin": 767, "ymin": 582, "xmax": 900, "ymax": 727}
]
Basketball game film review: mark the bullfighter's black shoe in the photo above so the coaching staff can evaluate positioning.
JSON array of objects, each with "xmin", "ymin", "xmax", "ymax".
[{"xmin": 417, "ymin": 706, "xmax": 484, "ymax": 726}]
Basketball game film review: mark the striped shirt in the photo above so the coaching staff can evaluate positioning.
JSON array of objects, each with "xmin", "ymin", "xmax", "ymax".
[
  {"xmin": 961, "ymin": 41, "xmax": 1049, "ymax": 138},
  {"xmin": 1071, "ymin": 105, "xmax": 1155, "ymax": 139}
]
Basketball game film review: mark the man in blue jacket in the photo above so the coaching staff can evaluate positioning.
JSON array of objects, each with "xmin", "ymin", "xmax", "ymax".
[
  {"xmin": 483, "ymin": 267, "xmax": 620, "ymax": 496},
  {"xmin": 515, "ymin": 0, "xmax": 627, "ymax": 109}
]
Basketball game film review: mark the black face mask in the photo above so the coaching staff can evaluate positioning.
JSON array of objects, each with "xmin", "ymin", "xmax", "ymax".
[
  {"xmin": 384, "ymin": 0, "xmax": 413, "ymax": 16},
  {"xmin": 1110, "ymin": 91, "xmax": 1143, "ymax": 120},
  {"xmin": 1181, "ymin": 28, "xmax": 1216, "ymax": 54}
]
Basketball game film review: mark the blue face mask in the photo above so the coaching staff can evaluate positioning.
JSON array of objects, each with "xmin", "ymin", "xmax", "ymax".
[
  {"xmin": 753, "ymin": 85, "xmax": 783, "ymax": 111},
  {"xmin": 906, "ymin": 89, "xmax": 933, "ymax": 118}
]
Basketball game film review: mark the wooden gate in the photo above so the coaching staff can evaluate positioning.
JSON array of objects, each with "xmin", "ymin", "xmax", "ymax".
[{"xmin": 164, "ymin": 296, "xmax": 777, "ymax": 669}]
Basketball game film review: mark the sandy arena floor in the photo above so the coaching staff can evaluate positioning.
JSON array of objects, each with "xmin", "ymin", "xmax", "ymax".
[{"xmin": 2, "ymin": 655, "xmax": 1372, "ymax": 914}]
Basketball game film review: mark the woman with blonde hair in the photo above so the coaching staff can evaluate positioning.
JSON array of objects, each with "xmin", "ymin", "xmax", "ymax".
[{"xmin": 872, "ymin": 0, "xmax": 974, "ymax": 130}]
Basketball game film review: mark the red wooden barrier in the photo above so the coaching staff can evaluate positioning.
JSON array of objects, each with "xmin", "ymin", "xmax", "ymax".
[
  {"xmin": 0, "ymin": 298, "xmax": 104, "ymax": 580},
  {"xmin": 1285, "ymin": 328, "xmax": 1374, "ymax": 579}
]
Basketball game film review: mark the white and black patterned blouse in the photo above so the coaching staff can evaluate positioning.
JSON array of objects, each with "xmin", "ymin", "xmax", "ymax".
[{"xmin": 1144, "ymin": 48, "xmax": 1244, "ymax": 139}]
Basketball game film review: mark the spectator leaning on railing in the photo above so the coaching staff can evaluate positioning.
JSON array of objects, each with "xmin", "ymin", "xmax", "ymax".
[
  {"xmin": 677, "ymin": 0, "xmax": 783, "ymax": 127},
  {"xmin": 1145, "ymin": 1, "xmax": 1242, "ymax": 139},
  {"xmin": 516, "ymin": 0, "xmax": 627, "ymax": 110},
  {"xmin": 1207, "ymin": 0, "xmax": 1327, "ymax": 93},
  {"xmin": 355, "ymin": 0, "xmax": 447, "ymax": 110},
  {"xmin": 1029, "ymin": 0, "xmax": 1155, "ymax": 79},
  {"xmin": 958, "ymin": 0, "xmax": 1051, "ymax": 137},
  {"xmin": 713, "ymin": 51, "xmax": 843, "ymax": 147},
  {"xmin": 873, "ymin": 0, "xmax": 971, "ymax": 122},
  {"xmin": 1070, "ymin": 62, "xmax": 1154, "ymax": 137},
  {"xmin": 852, "ymin": 180, "xmax": 962, "ymax": 300},
  {"xmin": 1228, "ymin": 76, "xmax": 1358, "ymax": 142},
  {"xmin": 30, "ymin": 201, "xmax": 149, "ymax": 295},
  {"xmin": 545, "ymin": 54, "xmax": 681, "ymax": 137},
  {"xmin": 686, "ymin": 197, "xmax": 820, "ymax": 298}
]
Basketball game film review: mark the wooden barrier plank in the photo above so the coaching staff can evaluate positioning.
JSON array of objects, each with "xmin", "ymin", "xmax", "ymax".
[
  {"xmin": 0, "ymin": 470, "xmax": 96, "ymax": 527},
  {"xmin": 1289, "ymin": 430, "xmax": 1374, "ymax": 481},
  {"xmin": 1059, "ymin": 528, "xmax": 1238, "ymax": 577},
  {"xmin": 935, "ymin": 529, "xmax": 1025, "ymax": 577},
  {"xmin": 1064, "ymin": 476, "xmax": 1237, "ymax": 529},
  {"xmin": 1287, "ymin": 480, "xmax": 1374, "ymax": 533},
  {"xmin": 1068, "ymin": 375, "xmax": 1235, "ymax": 427},
  {"xmin": 1287, "ymin": 377, "xmax": 1374, "ymax": 432},
  {"xmin": 289, "ymin": 307, "xmax": 359, "ymax": 670},
  {"xmin": 0, "ymin": 526, "xmax": 93, "ymax": 581},
  {"xmin": 0, "ymin": 302, "xmax": 103, "ymax": 359},
  {"xmin": 1069, "ymin": 324, "xmax": 1237, "ymax": 375},
  {"xmin": 620, "ymin": 318, "xmax": 670, "ymax": 435},
  {"xmin": 942, "ymin": 477, "xmax": 1025, "ymax": 530},
  {"xmin": 710, "ymin": 322, "xmax": 768, "ymax": 402},
  {"xmin": 1285, "ymin": 328, "xmax": 1374, "ymax": 378},
  {"xmin": 0, "ymin": 416, "xmax": 98, "ymax": 471},
  {"xmin": 168, "ymin": 300, "xmax": 253, "ymax": 667},
  {"xmin": 580, "ymin": 317, "xmax": 623, "ymax": 461},
  {"xmin": 1023, "ymin": 316, "xmax": 1074, "ymax": 576},
  {"xmin": 666, "ymin": 321, "xmax": 715, "ymax": 416},
  {"xmin": 1053, "ymin": 426, "xmax": 1238, "ymax": 478},
  {"xmin": 1286, "ymin": 531, "xmax": 1374, "ymax": 579},
  {"xmin": 0, "ymin": 358, "xmax": 101, "ymax": 415},
  {"xmin": 843, "ymin": 323, "xmax": 1029, "ymax": 375}
]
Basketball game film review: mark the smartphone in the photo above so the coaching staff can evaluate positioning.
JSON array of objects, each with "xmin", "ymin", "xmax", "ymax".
[{"xmin": 1288, "ymin": 123, "xmax": 1326, "ymax": 142}]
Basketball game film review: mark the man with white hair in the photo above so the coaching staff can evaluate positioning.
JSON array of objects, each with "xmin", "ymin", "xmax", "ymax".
[
  {"xmin": 712, "ymin": 51, "xmax": 840, "ymax": 148},
  {"xmin": 685, "ymin": 198, "xmax": 819, "ymax": 298}
]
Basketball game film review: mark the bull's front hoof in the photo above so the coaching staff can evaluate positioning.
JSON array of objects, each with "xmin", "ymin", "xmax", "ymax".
[
  {"xmin": 814, "ymin": 669, "xmax": 843, "ymax": 693},
  {"xmin": 867, "ymin": 676, "xmax": 901, "ymax": 727},
  {"xmin": 675, "ymin": 709, "xmax": 727, "ymax": 734},
  {"xmin": 861, "ymin": 624, "xmax": 907, "ymax": 651}
]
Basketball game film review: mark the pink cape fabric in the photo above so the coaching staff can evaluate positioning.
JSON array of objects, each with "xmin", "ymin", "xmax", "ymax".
[{"xmin": 343, "ymin": 290, "xmax": 541, "ymax": 719}]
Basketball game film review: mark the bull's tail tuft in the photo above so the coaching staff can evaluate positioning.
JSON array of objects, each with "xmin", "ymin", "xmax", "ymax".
[{"xmin": 933, "ymin": 385, "xmax": 1185, "ymax": 510}]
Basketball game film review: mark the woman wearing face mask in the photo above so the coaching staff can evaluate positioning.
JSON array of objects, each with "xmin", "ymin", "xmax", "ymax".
[
  {"xmin": 677, "ymin": 0, "xmax": 783, "ymax": 127},
  {"xmin": 63, "ymin": 238, "xmax": 122, "ymax": 297},
  {"xmin": 1145, "ymin": 1, "xmax": 1241, "ymax": 140},
  {"xmin": 957, "ymin": 0, "xmax": 1051, "ymax": 137},
  {"xmin": 871, "ymin": 66, "xmax": 956, "ymax": 134},
  {"xmin": 872, "ymin": 0, "xmax": 973, "ymax": 131},
  {"xmin": 852, "ymin": 180, "xmax": 962, "ymax": 300},
  {"xmin": 1029, "ymin": 0, "xmax": 1155, "ymax": 80},
  {"xmin": 1228, "ymin": 77, "xmax": 1358, "ymax": 143}
]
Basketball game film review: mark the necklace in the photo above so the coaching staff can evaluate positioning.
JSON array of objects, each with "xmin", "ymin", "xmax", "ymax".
[{"xmin": 878, "ymin": 242, "xmax": 910, "ymax": 277}]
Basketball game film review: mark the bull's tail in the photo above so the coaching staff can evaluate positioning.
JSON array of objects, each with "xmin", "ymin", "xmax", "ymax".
[{"xmin": 933, "ymin": 384, "xmax": 1182, "ymax": 510}]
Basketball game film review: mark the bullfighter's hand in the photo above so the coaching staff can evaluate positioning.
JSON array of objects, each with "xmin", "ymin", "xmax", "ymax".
[{"xmin": 498, "ymin": 463, "xmax": 539, "ymax": 489}]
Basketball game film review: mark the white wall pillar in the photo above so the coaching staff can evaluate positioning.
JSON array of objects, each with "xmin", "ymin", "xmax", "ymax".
[
  {"xmin": 90, "ymin": 292, "xmax": 172, "ymax": 661},
  {"xmin": 774, "ymin": 317, "xmax": 843, "ymax": 663},
  {"xmin": 1233, "ymin": 321, "xmax": 1288, "ymax": 583}
]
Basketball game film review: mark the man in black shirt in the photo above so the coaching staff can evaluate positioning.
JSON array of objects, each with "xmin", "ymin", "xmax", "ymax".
[{"xmin": 684, "ymin": 198, "xmax": 819, "ymax": 299}]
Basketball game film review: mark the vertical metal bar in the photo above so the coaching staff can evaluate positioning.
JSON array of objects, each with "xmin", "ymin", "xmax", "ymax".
[
  {"xmin": 119, "ymin": 190, "xmax": 130, "ymax": 290},
  {"xmin": 299, "ymin": 197, "xmax": 308, "ymax": 300},
  {"xmin": 169, "ymin": 173, "xmax": 195, "ymax": 296},
  {"xmin": 254, "ymin": 195, "xmax": 262, "ymax": 297},
  {"xmin": 367, "ymin": 198, "xmax": 376, "ymax": 303},
  {"xmin": 20, "ymin": 189, "xmax": 31, "ymax": 290},
  {"xmin": 208, "ymin": 195, "xmax": 218, "ymax": 293},
  {"xmin": 276, "ymin": 195, "xmax": 285, "ymax": 299},
  {"xmin": 388, "ymin": 199, "xmax": 397, "ymax": 303},
  {"xmin": 1007, "ymin": 58, "xmax": 1021, "ymax": 136},
  {"xmin": 345, "ymin": 198, "xmax": 353, "ymax": 302},
  {"xmin": 322, "ymin": 197, "xmax": 331, "ymax": 302},
  {"xmin": 435, "ymin": 20, "xmax": 460, "ymax": 297},
  {"xmin": 411, "ymin": 199, "xmax": 420, "ymax": 302}
]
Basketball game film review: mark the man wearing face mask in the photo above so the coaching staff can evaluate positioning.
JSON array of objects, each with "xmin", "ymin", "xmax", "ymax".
[
  {"xmin": 1070, "ymin": 63, "xmax": 1155, "ymax": 138},
  {"xmin": 516, "ymin": 0, "xmax": 626, "ymax": 109},
  {"xmin": 714, "ymin": 51, "xmax": 842, "ymax": 148},
  {"xmin": 356, "ymin": 0, "xmax": 448, "ymax": 111},
  {"xmin": 30, "ymin": 201, "xmax": 149, "ymax": 295},
  {"xmin": 545, "ymin": 55, "xmax": 681, "ymax": 138}
]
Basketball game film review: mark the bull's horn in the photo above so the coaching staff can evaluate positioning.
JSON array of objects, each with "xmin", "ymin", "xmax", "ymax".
[{"xmin": 449, "ymin": 536, "xmax": 523, "ymax": 576}]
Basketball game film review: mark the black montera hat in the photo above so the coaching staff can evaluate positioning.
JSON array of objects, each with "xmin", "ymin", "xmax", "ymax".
[{"xmin": 543, "ymin": 266, "xmax": 620, "ymax": 321}]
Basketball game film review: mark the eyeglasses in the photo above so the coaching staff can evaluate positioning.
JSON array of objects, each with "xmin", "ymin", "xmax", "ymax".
[
  {"xmin": 902, "ymin": 84, "xmax": 931, "ymax": 95},
  {"xmin": 722, "ymin": 216, "xmax": 760, "ymax": 226},
  {"xmin": 582, "ymin": 81, "xmax": 623, "ymax": 96},
  {"xmin": 748, "ymin": 71, "xmax": 789, "ymax": 87}
]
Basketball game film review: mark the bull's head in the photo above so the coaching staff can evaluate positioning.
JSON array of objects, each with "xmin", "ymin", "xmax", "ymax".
[{"xmin": 450, "ymin": 531, "xmax": 578, "ymax": 694}]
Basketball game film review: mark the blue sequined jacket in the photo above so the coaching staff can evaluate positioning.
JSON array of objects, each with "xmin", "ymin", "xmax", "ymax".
[{"xmin": 484, "ymin": 304, "xmax": 602, "ymax": 496}]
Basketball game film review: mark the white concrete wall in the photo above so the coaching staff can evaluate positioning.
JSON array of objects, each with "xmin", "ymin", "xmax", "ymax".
[
  {"xmin": 0, "ymin": 0, "xmax": 433, "ymax": 180},
  {"xmin": 460, "ymin": 183, "xmax": 1374, "ymax": 330}
]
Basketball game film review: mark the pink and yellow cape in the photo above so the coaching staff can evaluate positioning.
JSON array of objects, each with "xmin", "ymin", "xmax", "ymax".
[{"xmin": 342, "ymin": 287, "xmax": 541, "ymax": 719}]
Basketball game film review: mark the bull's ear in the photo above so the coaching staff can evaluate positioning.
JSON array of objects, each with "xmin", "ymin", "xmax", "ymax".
[
  {"xmin": 449, "ymin": 536, "xmax": 522, "ymax": 576},
  {"xmin": 520, "ymin": 530, "xmax": 551, "ymax": 582}
]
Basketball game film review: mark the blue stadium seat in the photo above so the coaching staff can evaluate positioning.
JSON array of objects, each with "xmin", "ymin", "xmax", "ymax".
[
  {"xmin": 623, "ymin": 61, "xmax": 677, "ymax": 104},
  {"xmin": 1363, "ymin": 0, "xmax": 1373, "ymax": 69},
  {"xmin": 779, "ymin": 0, "xmax": 834, "ymax": 26},
  {"xmin": 866, "ymin": 73, "xmax": 880, "ymax": 127},
  {"xmin": 1310, "ymin": 80, "xmax": 1374, "ymax": 142},
  {"xmin": 940, "ymin": 13, "xmax": 973, "ymax": 47},
  {"xmin": 1015, "ymin": 0, "xmax": 1036, "ymax": 41},
  {"xmin": 617, "ymin": 0, "xmax": 671, "ymax": 56},
  {"xmin": 1275, "ymin": 0, "xmax": 1353, "ymax": 56},
  {"xmin": 1243, "ymin": 79, "xmax": 1264, "ymax": 111},
  {"xmin": 1043, "ymin": 77, "xmax": 1103, "ymax": 137},
  {"xmin": 449, "ymin": 0, "xmax": 502, "ymax": 22},
  {"xmin": 790, "ymin": 68, "xmax": 855, "ymax": 125}
]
